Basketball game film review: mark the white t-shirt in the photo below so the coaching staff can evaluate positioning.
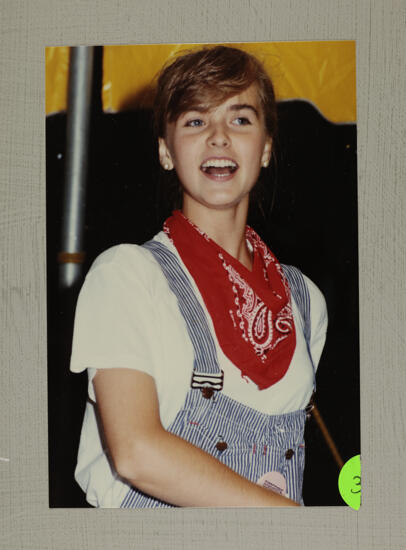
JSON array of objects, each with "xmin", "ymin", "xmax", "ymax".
[{"xmin": 70, "ymin": 231, "xmax": 328, "ymax": 507}]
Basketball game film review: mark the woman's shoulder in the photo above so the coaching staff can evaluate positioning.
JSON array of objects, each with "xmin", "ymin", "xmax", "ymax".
[
  {"xmin": 282, "ymin": 264, "xmax": 327, "ymax": 326},
  {"xmin": 84, "ymin": 232, "xmax": 170, "ymax": 292},
  {"xmin": 300, "ymin": 272, "xmax": 328, "ymax": 331},
  {"xmin": 300, "ymin": 271, "xmax": 325, "ymax": 299},
  {"xmin": 282, "ymin": 264, "xmax": 325, "ymax": 306},
  {"xmin": 89, "ymin": 241, "xmax": 154, "ymax": 271}
]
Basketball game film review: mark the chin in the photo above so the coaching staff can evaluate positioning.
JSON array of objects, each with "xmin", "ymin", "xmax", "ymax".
[
  {"xmin": 201, "ymin": 195, "xmax": 248, "ymax": 211},
  {"xmin": 183, "ymin": 187, "xmax": 250, "ymax": 213}
]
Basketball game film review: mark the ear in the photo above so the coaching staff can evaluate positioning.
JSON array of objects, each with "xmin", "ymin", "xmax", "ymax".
[
  {"xmin": 158, "ymin": 138, "xmax": 174, "ymax": 170},
  {"xmin": 261, "ymin": 138, "xmax": 272, "ymax": 167}
]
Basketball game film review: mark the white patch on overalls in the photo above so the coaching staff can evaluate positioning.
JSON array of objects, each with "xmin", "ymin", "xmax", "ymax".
[{"xmin": 257, "ymin": 471, "xmax": 287, "ymax": 496}]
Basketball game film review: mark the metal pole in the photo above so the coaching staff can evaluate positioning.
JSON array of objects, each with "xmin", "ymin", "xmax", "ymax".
[
  {"xmin": 59, "ymin": 46, "xmax": 94, "ymax": 288},
  {"xmin": 311, "ymin": 403, "xmax": 344, "ymax": 470}
]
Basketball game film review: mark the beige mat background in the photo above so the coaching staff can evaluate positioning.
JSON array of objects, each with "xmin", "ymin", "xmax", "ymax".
[{"xmin": 1, "ymin": 0, "xmax": 405, "ymax": 548}]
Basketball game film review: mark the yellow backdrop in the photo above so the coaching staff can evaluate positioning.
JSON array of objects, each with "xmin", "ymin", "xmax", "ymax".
[{"xmin": 46, "ymin": 41, "xmax": 356, "ymax": 123}]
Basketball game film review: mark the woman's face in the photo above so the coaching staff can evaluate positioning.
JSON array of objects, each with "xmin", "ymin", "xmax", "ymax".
[{"xmin": 159, "ymin": 84, "xmax": 272, "ymax": 215}]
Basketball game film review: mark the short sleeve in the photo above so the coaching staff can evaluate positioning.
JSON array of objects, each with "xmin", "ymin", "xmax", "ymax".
[
  {"xmin": 70, "ymin": 244, "xmax": 161, "ymax": 389},
  {"xmin": 303, "ymin": 274, "xmax": 328, "ymax": 370}
]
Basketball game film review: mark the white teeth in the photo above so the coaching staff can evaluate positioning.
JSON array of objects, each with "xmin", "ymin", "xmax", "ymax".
[{"xmin": 201, "ymin": 159, "xmax": 237, "ymax": 168}]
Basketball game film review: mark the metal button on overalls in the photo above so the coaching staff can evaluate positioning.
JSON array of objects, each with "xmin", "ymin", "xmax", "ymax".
[
  {"xmin": 285, "ymin": 449, "xmax": 294, "ymax": 459},
  {"xmin": 215, "ymin": 441, "xmax": 228, "ymax": 452},
  {"xmin": 201, "ymin": 387, "xmax": 214, "ymax": 399}
]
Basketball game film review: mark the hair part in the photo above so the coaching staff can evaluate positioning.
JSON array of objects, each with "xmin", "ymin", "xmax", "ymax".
[{"xmin": 153, "ymin": 45, "xmax": 278, "ymax": 139}]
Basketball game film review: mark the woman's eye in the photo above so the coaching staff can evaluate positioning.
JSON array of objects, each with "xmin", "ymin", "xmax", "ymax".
[
  {"xmin": 233, "ymin": 117, "xmax": 251, "ymax": 126},
  {"xmin": 185, "ymin": 119, "xmax": 204, "ymax": 127}
]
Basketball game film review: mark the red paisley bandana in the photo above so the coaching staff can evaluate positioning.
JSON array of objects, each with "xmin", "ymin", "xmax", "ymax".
[{"xmin": 164, "ymin": 210, "xmax": 296, "ymax": 390}]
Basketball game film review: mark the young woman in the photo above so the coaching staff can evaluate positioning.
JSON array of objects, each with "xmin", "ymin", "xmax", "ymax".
[{"xmin": 70, "ymin": 45, "xmax": 327, "ymax": 508}]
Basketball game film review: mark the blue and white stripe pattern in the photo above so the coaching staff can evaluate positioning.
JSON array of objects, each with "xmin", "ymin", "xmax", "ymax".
[
  {"xmin": 142, "ymin": 240, "xmax": 220, "ymax": 375},
  {"xmin": 281, "ymin": 264, "xmax": 316, "ymax": 391},
  {"xmin": 120, "ymin": 241, "xmax": 313, "ymax": 508}
]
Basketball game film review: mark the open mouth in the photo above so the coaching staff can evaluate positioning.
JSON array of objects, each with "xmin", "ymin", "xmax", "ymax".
[{"xmin": 200, "ymin": 158, "xmax": 238, "ymax": 178}]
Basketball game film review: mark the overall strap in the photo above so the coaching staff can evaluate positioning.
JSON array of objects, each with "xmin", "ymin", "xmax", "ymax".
[
  {"xmin": 142, "ymin": 240, "xmax": 222, "ymax": 384},
  {"xmin": 282, "ymin": 264, "xmax": 317, "ymax": 391}
]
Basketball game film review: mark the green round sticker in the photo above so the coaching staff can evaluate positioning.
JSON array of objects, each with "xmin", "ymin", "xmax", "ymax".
[{"xmin": 338, "ymin": 454, "xmax": 361, "ymax": 510}]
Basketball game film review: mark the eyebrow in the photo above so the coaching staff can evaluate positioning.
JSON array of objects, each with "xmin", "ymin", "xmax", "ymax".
[
  {"xmin": 180, "ymin": 106, "xmax": 208, "ymax": 115},
  {"xmin": 180, "ymin": 103, "xmax": 260, "ymax": 118}
]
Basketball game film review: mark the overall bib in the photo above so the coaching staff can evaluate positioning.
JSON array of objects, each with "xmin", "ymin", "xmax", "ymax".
[{"xmin": 120, "ymin": 241, "xmax": 315, "ymax": 508}]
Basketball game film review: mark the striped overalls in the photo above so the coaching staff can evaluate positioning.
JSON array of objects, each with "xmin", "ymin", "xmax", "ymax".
[{"xmin": 120, "ymin": 241, "xmax": 315, "ymax": 508}]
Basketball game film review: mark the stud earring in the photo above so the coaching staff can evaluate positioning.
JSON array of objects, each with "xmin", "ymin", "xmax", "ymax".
[
  {"xmin": 163, "ymin": 163, "xmax": 169, "ymax": 170},
  {"xmin": 262, "ymin": 160, "xmax": 269, "ymax": 168}
]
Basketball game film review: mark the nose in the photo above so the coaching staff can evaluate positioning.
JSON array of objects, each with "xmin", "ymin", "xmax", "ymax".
[{"xmin": 207, "ymin": 123, "xmax": 230, "ymax": 148}]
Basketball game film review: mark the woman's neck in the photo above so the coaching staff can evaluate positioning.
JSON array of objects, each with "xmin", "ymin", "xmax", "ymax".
[{"xmin": 181, "ymin": 199, "xmax": 253, "ymax": 270}]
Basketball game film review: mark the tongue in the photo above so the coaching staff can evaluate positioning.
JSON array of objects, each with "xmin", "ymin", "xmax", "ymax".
[{"xmin": 205, "ymin": 167, "xmax": 232, "ymax": 175}]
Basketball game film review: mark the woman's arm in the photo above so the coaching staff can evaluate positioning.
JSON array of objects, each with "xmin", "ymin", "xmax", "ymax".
[{"xmin": 93, "ymin": 368, "xmax": 299, "ymax": 507}]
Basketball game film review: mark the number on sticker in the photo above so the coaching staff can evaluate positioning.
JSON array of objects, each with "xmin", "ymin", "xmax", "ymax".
[{"xmin": 351, "ymin": 475, "xmax": 361, "ymax": 494}]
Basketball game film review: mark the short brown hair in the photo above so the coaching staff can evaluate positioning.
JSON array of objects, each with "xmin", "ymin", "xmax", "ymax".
[{"xmin": 153, "ymin": 45, "xmax": 277, "ymax": 139}]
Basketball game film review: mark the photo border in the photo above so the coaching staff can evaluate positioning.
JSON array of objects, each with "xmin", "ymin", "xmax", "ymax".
[{"xmin": 1, "ymin": 1, "xmax": 405, "ymax": 548}]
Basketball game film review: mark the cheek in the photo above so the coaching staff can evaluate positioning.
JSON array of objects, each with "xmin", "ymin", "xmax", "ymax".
[
  {"xmin": 169, "ymin": 137, "xmax": 190, "ymax": 166},
  {"xmin": 170, "ymin": 144, "xmax": 195, "ymax": 182},
  {"xmin": 247, "ymin": 139, "xmax": 267, "ymax": 165}
]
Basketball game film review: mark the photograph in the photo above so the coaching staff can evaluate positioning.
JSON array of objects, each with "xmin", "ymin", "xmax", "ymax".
[{"xmin": 46, "ymin": 41, "xmax": 359, "ymax": 508}]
